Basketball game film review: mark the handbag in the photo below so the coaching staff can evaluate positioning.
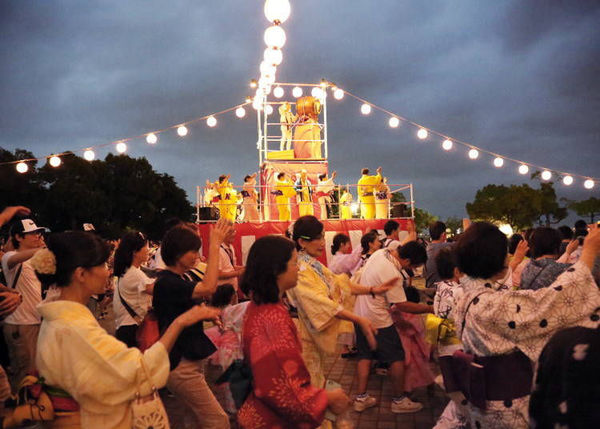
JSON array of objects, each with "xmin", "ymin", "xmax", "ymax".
[
  {"xmin": 131, "ymin": 357, "xmax": 170, "ymax": 429},
  {"xmin": 136, "ymin": 309, "xmax": 161, "ymax": 352}
]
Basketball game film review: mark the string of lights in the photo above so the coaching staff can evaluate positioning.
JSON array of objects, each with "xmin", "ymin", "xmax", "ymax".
[{"xmin": 3, "ymin": 102, "xmax": 250, "ymax": 173}]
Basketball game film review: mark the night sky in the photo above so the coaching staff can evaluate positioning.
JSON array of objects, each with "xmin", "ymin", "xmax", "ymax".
[{"xmin": 1, "ymin": 1, "xmax": 598, "ymax": 220}]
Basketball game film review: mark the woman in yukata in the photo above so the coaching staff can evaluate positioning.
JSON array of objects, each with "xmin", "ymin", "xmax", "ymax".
[
  {"xmin": 286, "ymin": 216, "xmax": 396, "ymax": 394},
  {"xmin": 451, "ymin": 222, "xmax": 600, "ymax": 428},
  {"xmin": 32, "ymin": 227, "xmax": 229, "ymax": 429},
  {"xmin": 237, "ymin": 235, "xmax": 349, "ymax": 429}
]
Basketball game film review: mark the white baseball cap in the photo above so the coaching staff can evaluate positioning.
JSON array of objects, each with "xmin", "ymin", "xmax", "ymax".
[{"xmin": 10, "ymin": 219, "xmax": 46, "ymax": 236}]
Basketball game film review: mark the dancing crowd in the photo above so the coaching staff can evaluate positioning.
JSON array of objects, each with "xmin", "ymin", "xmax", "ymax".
[{"xmin": 0, "ymin": 204, "xmax": 598, "ymax": 429}]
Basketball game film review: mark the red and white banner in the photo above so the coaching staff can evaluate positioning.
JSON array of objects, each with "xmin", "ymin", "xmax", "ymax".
[{"xmin": 197, "ymin": 218, "xmax": 414, "ymax": 267}]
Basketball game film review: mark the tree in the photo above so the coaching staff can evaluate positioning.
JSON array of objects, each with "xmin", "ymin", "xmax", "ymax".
[
  {"xmin": 1, "ymin": 148, "xmax": 194, "ymax": 239},
  {"xmin": 536, "ymin": 182, "xmax": 568, "ymax": 226},
  {"xmin": 445, "ymin": 216, "xmax": 463, "ymax": 236},
  {"xmin": 466, "ymin": 184, "xmax": 541, "ymax": 230},
  {"xmin": 414, "ymin": 207, "xmax": 438, "ymax": 235},
  {"xmin": 568, "ymin": 197, "xmax": 600, "ymax": 223}
]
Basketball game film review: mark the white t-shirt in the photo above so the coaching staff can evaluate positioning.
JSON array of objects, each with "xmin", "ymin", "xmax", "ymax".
[
  {"xmin": 218, "ymin": 244, "xmax": 238, "ymax": 290},
  {"xmin": 353, "ymin": 248, "xmax": 407, "ymax": 329},
  {"xmin": 1, "ymin": 251, "xmax": 42, "ymax": 325},
  {"xmin": 113, "ymin": 266, "xmax": 153, "ymax": 329}
]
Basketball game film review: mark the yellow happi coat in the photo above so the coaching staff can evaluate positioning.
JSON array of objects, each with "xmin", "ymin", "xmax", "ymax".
[{"xmin": 357, "ymin": 172, "xmax": 382, "ymax": 219}]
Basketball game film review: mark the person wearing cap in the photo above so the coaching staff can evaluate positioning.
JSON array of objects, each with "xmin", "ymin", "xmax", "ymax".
[
  {"xmin": 1, "ymin": 218, "xmax": 46, "ymax": 391},
  {"xmin": 295, "ymin": 169, "xmax": 314, "ymax": 217},
  {"xmin": 357, "ymin": 167, "xmax": 382, "ymax": 220}
]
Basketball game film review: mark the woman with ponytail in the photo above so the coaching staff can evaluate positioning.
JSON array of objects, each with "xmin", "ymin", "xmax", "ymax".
[{"xmin": 32, "ymin": 224, "xmax": 231, "ymax": 428}]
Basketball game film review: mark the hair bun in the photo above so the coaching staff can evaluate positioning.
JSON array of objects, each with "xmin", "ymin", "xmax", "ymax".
[{"xmin": 30, "ymin": 248, "xmax": 57, "ymax": 275}]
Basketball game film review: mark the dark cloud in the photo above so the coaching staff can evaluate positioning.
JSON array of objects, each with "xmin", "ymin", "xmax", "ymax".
[{"xmin": 0, "ymin": 0, "xmax": 598, "ymax": 221}]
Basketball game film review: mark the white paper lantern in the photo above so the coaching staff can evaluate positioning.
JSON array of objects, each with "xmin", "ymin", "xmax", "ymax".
[
  {"xmin": 206, "ymin": 116, "xmax": 217, "ymax": 127},
  {"xmin": 273, "ymin": 86, "xmax": 284, "ymax": 98},
  {"xmin": 264, "ymin": 25, "xmax": 286, "ymax": 48},
  {"xmin": 442, "ymin": 139, "xmax": 453, "ymax": 150},
  {"xmin": 389, "ymin": 117, "xmax": 400, "ymax": 128},
  {"xmin": 541, "ymin": 170, "xmax": 552, "ymax": 181},
  {"xmin": 333, "ymin": 88, "xmax": 344, "ymax": 100},
  {"xmin": 16, "ymin": 162, "xmax": 28, "ymax": 173},
  {"xmin": 146, "ymin": 133, "xmax": 158, "ymax": 144},
  {"xmin": 49, "ymin": 155, "xmax": 61, "ymax": 167},
  {"xmin": 417, "ymin": 128, "xmax": 428, "ymax": 139},
  {"xmin": 493, "ymin": 157, "xmax": 504, "ymax": 168},
  {"xmin": 468, "ymin": 149, "xmax": 479, "ymax": 159},
  {"xmin": 177, "ymin": 126, "xmax": 188, "ymax": 137},
  {"xmin": 235, "ymin": 107, "xmax": 246, "ymax": 118},
  {"xmin": 115, "ymin": 142, "xmax": 127, "ymax": 154},
  {"xmin": 562, "ymin": 175, "xmax": 573, "ymax": 186},
  {"xmin": 518, "ymin": 164, "xmax": 529, "ymax": 175},
  {"xmin": 264, "ymin": 0, "xmax": 291, "ymax": 23},
  {"xmin": 264, "ymin": 47, "xmax": 283, "ymax": 65},
  {"xmin": 292, "ymin": 86, "xmax": 303, "ymax": 98},
  {"xmin": 360, "ymin": 104, "xmax": 371, "ymax": 115},
  {"xmin": 584, "ymin": 179, "xmax": 595, "ymax": 189},
  {"xmin": 83, "ymin": 149, "xmax": 95, "ymax": 161}
]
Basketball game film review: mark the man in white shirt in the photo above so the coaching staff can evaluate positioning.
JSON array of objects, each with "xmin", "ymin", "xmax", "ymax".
[
  {"xmin": 353, "ymin": 242, "xmax": 430, "ymax": 414},
  {"xmin": 1, "ymin": 219, "xmax": 46, "ymax": 391},
  {"xmin": 217, "ymin": 226, "xmax": 244, "ymax": 299},
  {"xmin": 315, "ymin": 171, "xmax": 337, "ymax": 220}
]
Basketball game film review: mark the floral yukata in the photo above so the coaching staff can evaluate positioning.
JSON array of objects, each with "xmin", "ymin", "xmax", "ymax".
[
  {"xmin": 453, "ymin": 260, "xmax": 600, "ymax": 428},
  {"xmin": 286, "ymin": 252, "xmax": 354, "ymax": 389},
  {"xmin": 238, "ymin": 302, "xmax": 328, "ymax": 429}
]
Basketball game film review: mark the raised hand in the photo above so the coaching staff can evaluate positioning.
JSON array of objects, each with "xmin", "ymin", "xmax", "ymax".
[{"xmin": 210, "ymin": 218, "xmax": 235, "ymax": 246}]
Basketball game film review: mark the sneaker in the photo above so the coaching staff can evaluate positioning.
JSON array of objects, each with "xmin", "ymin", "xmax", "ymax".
[
  {"xmin": 390, "ymin": 397, "xmax": 423, "ymax": 414},
  {"xmin": 353, "ymin": 395, "xmax": 377, "ymax": 412}
]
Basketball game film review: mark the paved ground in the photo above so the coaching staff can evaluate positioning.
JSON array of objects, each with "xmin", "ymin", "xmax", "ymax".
[{"xmin": 322, "ymin": 352, "xmax": 448, "ymax": 429}]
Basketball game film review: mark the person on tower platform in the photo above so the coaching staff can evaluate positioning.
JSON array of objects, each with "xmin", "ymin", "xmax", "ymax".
[
  {"xmin": 315, "ymin": 171, "xmax": 337, "ymax": 220},
  {"xmin": 273, "ymin": 172, "xmax": 296, "ymax": 221},
  {"xmin": 216, "ymin": 175, "xmax": 238, "ymax": 223},
  {"xmin": 279, "ymin": 102, "xmax": 297, "ymax": 151},
  {"xmin": 375, "ymin": 177, "xmax": 391, "ymax": 219},
  {"xmin": 295, "ymin": 169, "xmax": 314, "ymax": 217},
  {"xmin": 339, "ymin": 186, "xmax": 354, "ymax": 220},
  {"xmin": 357, "ymin": 166, "xmax": 382, "ymax": 220},
  {"xmin": 241, "ymin": 173, "xmax": 260, "ymax": 222}
]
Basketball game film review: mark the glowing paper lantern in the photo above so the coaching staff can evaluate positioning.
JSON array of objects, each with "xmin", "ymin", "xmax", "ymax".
[
  {"xmin": 260, "ymin": 61, "xmax": 276, "ymax": 77},
  {"xmin": 16, "ymin": 162, "xmax": 28, "ymax": 173},
  {"xmin": 264, "ymin": 25, "xmax": 286, "ymax": 48},
  {"xmin": 49, "ymin": 155, "xmax": 61, "ymax": 167},
  {"xmin": 84, "ymin": 149, "xmax": 95, "ymax": 161},
  {"xmin": 360, "ymin": 104, "xmax": 371, "ymax": 115},
  {"xmin": 442, "ymin": 139, "xmax": 453, "ymax": 150},
  {"xmin": 265, "ymin": 105, "xmax": 274, "ymax": 115},
  {"xmin": 562, "ymin": 175, "xmax": 573, "ymax": 186},
  {"xmin": 518, "ymin": 164, "xmax": 529, "ymax": 175},
  {"xmin": 311, "ymin": 87, "xmax": 323, "ymax": 98},
  {"xmin": 292, "ymin": 86, "xmax": 303, "ymax": 97},
  {"xmin": 389, "ymin": 117, "xmax": 400, "ymax": 128},
  {"xmin": 541, "ymin": 170, "xmax": 552, "ymax": 181},
  {"xmin": 146, "ymin": 133, "xmax": 158, "ymax": 144},
  {"xmin": 115, "ymin": 142, "xmax": 127, "ymax": 154},
  {"xmin": 333, "ymin": 88, "xmax": 344, "ymax": 100},
  {"xmin": 264, "ymin": 47, "xmax": 283, "ymax": 66},
  {"xmin": 273, "ymin": 86, "xmax": 284, "ymax": 98},
  {"xmin": 206, "ymin": 116, "xmax": 217, "ymax": 127},
  {"xmin": 264, "ymin": 0, "xmax": 291, "ymax": 23},
  {"xmin": 177, "ymin": 126, "xmax": 188, "ymax": 137},
  {"xmin": 235, "ymin": 107, "xmax": 246, "ymax": 118},
  {"xmin": 468, "ymin": 149, "xmax": 479, "ymax": 159},
  {"xmin": 584, "ymin": 179, "xmax": 595, "ymax": 189},
  {"xmin": 417, "ymin": 128, "xmax": 428, "ymax": 139},
  {"xmin": 493, "ymin": 157, "xmax": 504, "ymax": 168}
]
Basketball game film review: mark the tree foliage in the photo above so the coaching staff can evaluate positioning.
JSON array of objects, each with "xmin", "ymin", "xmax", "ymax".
[
  {"xmin": 568, "ymin": 197, "xmax": 600, "ymax": 223},
  {"xmin": 1, "ymin": 149, "xmax": 194, "ymax": 239},
  {"xmin": 466, "ymin": 181, "xmax": 568, "ymax": 230}
]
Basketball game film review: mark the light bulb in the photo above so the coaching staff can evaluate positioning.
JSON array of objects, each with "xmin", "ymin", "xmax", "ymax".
[
  {"xmin": 292, "ymin": 86, "xmax": 303, "ymax": 98},
  {"xmin": 389, "ymin": 117, "xmax": 400, "ymax": 128},
  {"xmin": 468, "ymin": 149, "xmax": 479, "ymax": 159},
  {"xmin": 493, "ymin": 157, "xmax": 504, "ymax": 168},
  {"xmin": 16, "ymin": 162, "xmax": 28, "ymax": 173},
  {"xmin": 49, "ymin": 155, "xmax": 61, "ymax": 167},
  {"xmin": 442, "ymin": 139, "xmax": 453, "ymax": 150},
  {"xmin": 333, "ymin": 88, "xmax": 344, "ymax": 100},
  {"xmin": 541, "ymin": 170, "xmax": 552, "ymax": 181},
  {"xmin": 250, "ymin": 79, "xmax": 258, "ymax": 88},
  {"xmin": 264, "ymin": 25, "xmax": 286, "ymax": 48},
  {"xmin": 115, "ymin": 142, "xmax": 127, "ymax": 154},
  {"xmin": 562, "ymin": 175, "xmax": 573, "ymax": 186},
  {"xmin": 177, "ymin": 126, "xmax": 188, "ymax": 137},
  {"xmin": 83, "ymin": 149, "xmax": 95, "ymax": 161},
  {"xmin": 235, "ymin": 107, "xmax": 246, "ymax": 118},
  {"xmin": 265, "ymin": 105, "xmax": 274, "ymax": 115},
  {"xmin": 360, "ymin": 104, "xmax": 371, "ymax": 115},
  {"xmin": 518, "ymin": 164, "xmax": 529, "ymax": 175},
  {"xmin": 311, "ymin": 87, "xmax": 323, "ymax": 98},
  {"xmin": 206, "ymin": 116, "xmax": 217, "ymax": 127},
  {"xmin": 264, "ymin": 0, "xmax": 291, "ymax": 23},
  {"xmin": 417, "ymin": 128, "xmax": 428, "ymax": 139},
  {"xmin": 273, "ymin": 86, "xmax": 284, "ymax": 98},
  {"xmin": 146, "ymin": 133, "xmax": 158, "ymax": 144},
  {"xmin": 584, "ymin": 179, "xmax": 595, "ymax": 189},
  {"xmin": 263, "ymin": 47, "xmax": 283, "ymax": 66}
]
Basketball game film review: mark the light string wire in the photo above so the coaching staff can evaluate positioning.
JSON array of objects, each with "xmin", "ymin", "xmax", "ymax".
[
  {"xmin": 336, "ymin": 85, "xmax": 599, "ymax": 183},
  {"xmin": 1, "ymin": 102, "xmax": 250, "ymax": 167}
]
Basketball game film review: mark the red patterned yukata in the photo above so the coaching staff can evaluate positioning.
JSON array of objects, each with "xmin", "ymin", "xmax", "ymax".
[{"xmin": 237, "ymin": 301, "xmax": 329, "ymax": 429}]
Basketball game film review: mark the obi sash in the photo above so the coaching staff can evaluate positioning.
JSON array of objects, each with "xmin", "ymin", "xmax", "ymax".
[
  {"xmin": 361, "ymin": 192, "xmax": 373, "ymax": 197},
  {"xmin": 271, "ymin": 190, "xmax": 283, "ymax": 196},
  {"xmin": 375, "ymin": 192, "xmax": 388, "ymax": 200},
  {"xmin": 241, "ymin": 190, "xmax": 250, "ymax": 198}
]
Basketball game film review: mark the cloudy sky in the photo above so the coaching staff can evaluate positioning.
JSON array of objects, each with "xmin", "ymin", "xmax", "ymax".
[{"xmin": 1, "ymin": 0, "xmax": 598, "ymax": 220}]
